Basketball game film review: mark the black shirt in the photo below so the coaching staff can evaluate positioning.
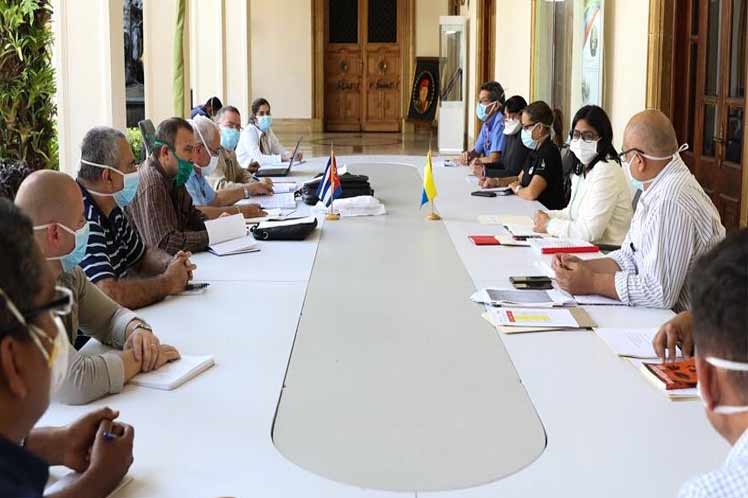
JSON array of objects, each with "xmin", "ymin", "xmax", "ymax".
[
  {"xmin": 519, "ymin": 137, "xmax": 565, "ymax": 210},
  {"xmin": 0, "ymin": 436, "xmax": 48, "ymax": 498},
  {"xmin": 485, "ymin": 132, "xmax": 531, "ymax": 178}
]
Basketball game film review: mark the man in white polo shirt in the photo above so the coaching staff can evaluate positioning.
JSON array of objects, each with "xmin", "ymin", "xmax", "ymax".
[{"xmin": 553, "ymin": 110, "xmax": 725, "ymax": 312}]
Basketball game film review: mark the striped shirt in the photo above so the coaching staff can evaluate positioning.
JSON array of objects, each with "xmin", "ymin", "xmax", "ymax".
[
  {"xmin": 608, "ymin": 155, "xmax": 725, "ymax": 312},
  {"xmin": 678, "ymin": 430, "xmax": 748, "ymax": 498},
  {"xmin": 126, "ymin": 157, "xmax": 209, "ymax": 255},
  {"xmin": 79, "ymin": 184, "xmax": 145, "ymax": 283}
]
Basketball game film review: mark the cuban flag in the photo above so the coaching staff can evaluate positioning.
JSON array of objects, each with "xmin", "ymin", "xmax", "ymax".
[{"xmin": 316, "ymin": 150, "xmax": 343, "ymax": 207}]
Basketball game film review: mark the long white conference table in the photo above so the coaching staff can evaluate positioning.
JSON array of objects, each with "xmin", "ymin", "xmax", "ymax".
[{"xmin": 40, "ymin": 155, "xmax": 727, "ymax": 498}]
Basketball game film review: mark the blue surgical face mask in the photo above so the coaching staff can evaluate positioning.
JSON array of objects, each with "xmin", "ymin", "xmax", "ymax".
[
  {"xmin": 35, "ymin": 222, "xmax": 91, "ymax": 272},
  {"xmin": 220, "ymin": 127, "xmax": 240, "ymax": 151},
  {"xmin": 257, "ymin": 115, "xmax": 273, "ymax": 132},
  {"xmin": 624, "ymin": 144, "xmax": 689, "ymax": 191},
  {"xmin": 475, "ymin": 101, "xmax": 496, "ymax": 122},
  {"xmin": 521, "ymin": 124, "xmax": 539, "ymax": 150},
  {"xmin": 80, "ymin": 160, "xmax": 140, "ymax": 208}
]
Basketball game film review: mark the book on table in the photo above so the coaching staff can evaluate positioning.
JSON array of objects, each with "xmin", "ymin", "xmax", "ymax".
[
  {"xmin": 638, "ymin": 357, "xmax": 699, "ymax": 400},
  {"xmin": 529, "ymin": 238, "xmax": 600, "ymax": 255},
  {"xmin": 205, "ymin": 214, "xmax": 260, "ymax": 256}
]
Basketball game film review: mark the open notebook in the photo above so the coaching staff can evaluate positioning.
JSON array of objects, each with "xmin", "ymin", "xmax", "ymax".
[
  {"xmin": 239, "ymin": 192, "xmax": 296, "ymax": 209},
  {"xmin": 205, "ymin": 214, "xmax": 259, "ymax": 256},
  {"xmin": 131, "ymin": 355, "xmax": 215, "ymax": 391}
]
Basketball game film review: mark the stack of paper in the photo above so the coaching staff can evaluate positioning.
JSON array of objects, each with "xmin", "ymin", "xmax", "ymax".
[
  {"xmin": 272, "ymin": 183, "xmax": 297, "ymax": 194},
  {"xmin": 240, "ymin": 192, "xmax": 297, "ymax": 210},
  {"xmin": 131, "ymin": 355, "xmax": 215, "ymax": 391},
  {"xmin": 471, "ymin": 288, "xmax": 576, "ymax": 307},
  {"xmin": 205, "ymin": 214, "xmax": 259, "ymax": 256},
  {"xmin": 483, "ymin": 307, "xmax": 596, "ymax": 334},
  {"xmin": 595, "ymin": 328, "xmax": 668, "ymax": 360}
]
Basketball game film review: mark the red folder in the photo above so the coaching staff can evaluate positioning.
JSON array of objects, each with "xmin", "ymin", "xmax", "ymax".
[{"xmin": 469, "ymin": 235, "xmax": 500, "ymax": 246}]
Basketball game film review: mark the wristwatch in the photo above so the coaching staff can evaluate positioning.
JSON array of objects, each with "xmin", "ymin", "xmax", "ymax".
[
  {"xmin": 243, "ymin": 186, "xmax": 250, "ymax": 199},
  {"xmin": 134, "ymin": 322, "xmax": 153, "ymax": 333}
]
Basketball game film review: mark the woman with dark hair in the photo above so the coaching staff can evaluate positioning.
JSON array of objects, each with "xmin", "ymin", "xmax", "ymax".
[
  {"xmin": 478, "ymin": 95, "xmax": 531, "ymax": 187},
  {"xmin": 235, "ymin": 97, "xmax": 303, "ymax": 168},
  {"xmin": 533, "ymin": 105, "xmax": 633, "ymax": 245},
  {"xmin": 508, "ymin": 101, "xmax": 566, "ymax": 210},
  {"xmin": 457, "ymin": 81, "xmax": 506, "ymax": 171}
]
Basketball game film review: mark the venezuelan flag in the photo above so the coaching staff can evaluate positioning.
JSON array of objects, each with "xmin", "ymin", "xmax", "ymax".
[{"xmin": 420, "ymin": 149, "xmax": 438, "ymax": 207}]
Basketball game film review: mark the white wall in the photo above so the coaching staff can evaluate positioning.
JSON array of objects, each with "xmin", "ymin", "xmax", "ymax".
[
  {"xmin": 250, "ymin": 0, "xmax": 312, "ymax": 119},
  {"xmin": 604, "ymin": 0, "xmax": 649, "ymax": 150},
  {"xmin": 416, "ymin": 0, "xmax": 449, "ymax": 57},
  {"xmin": 224, "ymin": 0, "xmax": 252, "ymax": 119},
  {"xmin": 495, "ymin": 0, "xmax": 532, "ymax": 100},
  {"xmin": 52, "ymin": 0, "xmax": 126, "ymax": 174},
  {"xmin": 189, "ymin": 0, "xmax": 225, "ymax": 108}
]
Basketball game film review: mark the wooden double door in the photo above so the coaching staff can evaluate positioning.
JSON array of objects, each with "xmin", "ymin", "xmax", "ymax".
[
  {"xmin": 671, "ymin": 0, "xmax": 747, "ymax": 229},
  {"xmin": 324, "ymin": 0, "xmax": 403, "ymax": 132}
]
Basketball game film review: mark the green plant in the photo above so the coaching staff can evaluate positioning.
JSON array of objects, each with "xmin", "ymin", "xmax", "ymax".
[
  {"xmin": 126, "ymin": 127, "xmax": 144, "ymax": 161},
  {"xmin": 0, "ymin": 0, "xmax": 58, "ymax": 170}
]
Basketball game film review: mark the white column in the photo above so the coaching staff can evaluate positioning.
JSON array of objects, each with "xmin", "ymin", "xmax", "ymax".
[
  {"xmin": 52, "ymin": 0, "xmax": 126, "ymax": 174},
  {"xmin": 224, "ymin": 0, "xmax": 252, "ymax": 119}
]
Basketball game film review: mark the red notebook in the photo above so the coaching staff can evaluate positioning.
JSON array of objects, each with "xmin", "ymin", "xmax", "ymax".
[
  {"xmin": 529, "ymin": 238, "xmax": 600, "ymax": 255},
  {"xmin": 469, "ymin": 235, "xmax": 500, "ymax": 246},
  {"xmin": 642, "ymin": 358, "xmax": 698, "ymax": 390}
]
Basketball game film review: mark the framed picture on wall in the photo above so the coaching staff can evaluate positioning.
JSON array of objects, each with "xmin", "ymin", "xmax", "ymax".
[
  {"xmin": 408, "ymin": 57, "xmax": 440, "ymax": 122},
  {"xmin": 581, "ymin": 0, "xmax": 604, "ymax": 106}
]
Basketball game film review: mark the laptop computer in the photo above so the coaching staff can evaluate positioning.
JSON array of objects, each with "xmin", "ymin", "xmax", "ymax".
[{"xmin": 255, "ymin": 137, "xmax": 303, "ymax": 177}]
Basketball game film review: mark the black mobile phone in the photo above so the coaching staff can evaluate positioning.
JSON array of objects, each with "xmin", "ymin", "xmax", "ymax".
[
  {"xmin": 510, "ymin": 276, "xmax": 553, "ymax": 284},
  {"xmin": 512, "ymin": 281, "xmax": 554, "ymax": 290},
  {"xmin": 185, "ymin": 282, "xmax": 210, "ymax": 291},
  {"xmin": 471, "ymin": 190, "xmax": 497, "ymax": 197}
]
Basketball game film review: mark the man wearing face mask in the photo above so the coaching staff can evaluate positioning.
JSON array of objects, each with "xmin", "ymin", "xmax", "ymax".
[
  {"xmin": 76, "ymin": 127, "xmax": 197, "ymax": 310},
  {"xmin": 456, "ymin": 81, "xmax": 506, "ymax": 175},
  {"xmin": 0, "ymin": 199, "xmax": 135, "ymax": 498},
  {"xmin": 186, "ymin": 116, "xmax": 268, "ymax": 219},
  {"xmin": 478, "ymin": 95, "xmax": 530, "ymax": 186},
  {"xmin": 677, "ymin": 230, "xmax": 748, "ymax": 497},
  {"xmin": 213, "ymin": 105, "xmax": 262, "ymax": 180},
  {"xmin": 553, "ymin": 110, "xmax": 725, "ymax": 311},
  {"xmin": 235, "ymin": 97, "xmax": 302, "ymax": 168},
  {"xmin": 15, "ymin": 171, "xmax": 180, "ymax": 405},
  {"xmin": 127, "ymin": 117, "xmax": 211, "ymax": 255}
]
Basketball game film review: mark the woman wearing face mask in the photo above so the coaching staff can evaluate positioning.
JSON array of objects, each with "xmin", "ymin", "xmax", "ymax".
[
  {"xmin": 478, "ymin": 95, "xmax": 530, "ymax": 187},
  {"xmin": 235, "ymin": 97, "xmax": 303, "ymax": 168},
  {"xmin": 533, "ymin": 105, "xmax": 633, "ymax": 245},
  {"xmin": 0, "ymin": 199, "xmax": 135, "ymax": 498},
  {"xmin": 508, "ymin": 101, "xmax": 566, "ymax": 210},
  {"xmin": 456, "ymin": 81, "xmax": 506, "ymax": 174}
]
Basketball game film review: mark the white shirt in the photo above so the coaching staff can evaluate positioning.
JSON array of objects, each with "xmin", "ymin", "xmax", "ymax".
[
  {"xmin": 546, "ymin": 159, "xmax": 633, "ymax": 245},
  {"xmin": 679, "ymin": 430, "xmax": 748, "ymax": 498},
  {"xmin": 608, "ymin": 154, "xmax": 725, "ymax": 311},
  {"xmin": 235, "ymin": 124, "xmax": 287, "ymax": 167}
]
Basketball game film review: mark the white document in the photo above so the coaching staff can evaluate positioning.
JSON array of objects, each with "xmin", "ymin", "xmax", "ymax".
[
  {"xmin": 240, "ymin": 192, "xmax": 296, "ymax": 209},
  {"xmin": 204, "ymin": 213, "xmax": 245, "ymax": 245},
  {"xmin": 505, "ymin": 224, "xmax": 547, "ymax": 237},
  {"xmin": 489, "ymin": 307, "xmax": 581, "ymax": 328},
  {"xmin": 131, "ymin": 355, "xmax": 215, "ymax": 391},
  {"xmin": 272, "ymin": 183, "xmax": 297, "ymax": 193},
  {"xmin": 534, "ymin": 260, "xmax": 556, "ymax": 278},
  {"xmin": 471, "ymin": 288, "xmax": 575, "ymax": 308},
  {"xmin": 572, "ymin": 294, "xmax": 624, "ymax": 306},
  {"xmin": 208, "ymin": 235, "xmax": 259, "ymax": 256},
  {"xmin": 47, "ymin": 472, "xmax": 133, "ymax": 498},
  {"xmin": 478, "ymin": 214, "xmax": 534, "ymax": 226},
  {"xmin": 596, "ymin": 328, "xmax": 675, "ymax": 360},
  {"xmin": 495, "ymin": 235, "xmax": 531, "ymax": 247}
]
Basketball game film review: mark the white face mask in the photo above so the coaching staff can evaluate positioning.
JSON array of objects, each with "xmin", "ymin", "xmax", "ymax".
[
  {"xmin": 698, "ymin": 356, "xmax": 748, "ymax": 415},
  {"xmin": 193, "ymin": 123, "xmax": 220, "ymax": 176},
  {"xmin": 624, "ymin": 144, "xmax": 689, "ymax": 190},
  {"xmin": 504, "ymin": 119, "xmax": 521, "ymax": 136},
  {"xmin": 569, "ymin": 138, "xmax": 600, "ymax": 165}
]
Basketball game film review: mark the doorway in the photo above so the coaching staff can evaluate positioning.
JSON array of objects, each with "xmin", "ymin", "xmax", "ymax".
[
  {"xmin": 670, "ymin": 0, "xmax": 747, "ymax": 230},
  {"xmin": 475, "ymin": 0, "xmax": 496, "ymax": 138},
  {"xmin": 322, "ymin": 0, "xmax": 406, "ymax": 132}
]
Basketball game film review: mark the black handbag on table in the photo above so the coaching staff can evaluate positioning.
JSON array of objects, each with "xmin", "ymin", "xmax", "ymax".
[
  {"xmin": 301, "ymin": 173, "xmax": 374, "ymax": 205},
  {"xmin": 249, "ymin": 218, "xmax": 318, "ymax": 241}
]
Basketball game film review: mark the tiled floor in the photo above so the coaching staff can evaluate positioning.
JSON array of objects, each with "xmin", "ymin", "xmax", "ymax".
[{"xmin": 273, "ymin": 123, "xmax": 438, "ymax": 158}]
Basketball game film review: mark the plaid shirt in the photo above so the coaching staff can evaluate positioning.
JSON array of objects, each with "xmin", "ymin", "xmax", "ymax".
[
  {"xmin": 127, "ymin": 157, "xmax": 208, "ymax": 255},
  {"xmin": 679, "ymin": 430, "xmax": 748, "ymax": 498}
]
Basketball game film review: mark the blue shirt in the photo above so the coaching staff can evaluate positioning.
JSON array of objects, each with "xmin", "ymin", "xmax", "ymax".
[
  {"xmin": 185, "ymin": 168, "xmax": 217, "ymax": 206},
  {"xmin": 79, "ymin": 184, "xmax": 146, "ymax": 283},
  {"xmin": 679, "ymin": 430, "xmax": 748, "ymax": 498},
  {"xmin": 0, "ymin": 436, "xmax": 48, "ymax": 498},
  {"xmin": 473, "ymin": 112, "xmax": 506, "ymax": 157},
  {"xmin": 190, "ymin": 105, "xmax": 210, "ymax": 119}
]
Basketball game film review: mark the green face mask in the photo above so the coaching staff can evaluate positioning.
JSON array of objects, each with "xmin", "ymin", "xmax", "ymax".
[{"xmin": 155, "ymin": 140, "xmax": 194, "ymax": 187}]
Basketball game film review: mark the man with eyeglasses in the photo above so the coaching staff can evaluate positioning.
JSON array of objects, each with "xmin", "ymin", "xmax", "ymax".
[
  {"xmin": 185, "ymin": 115, "xmax": 269, "ymax": 219},
  {"xmin": 15, "ymin": 170, "xmax": 180, "ymax": 405},
  {"xmin": 0, "ymin": 198, "xmax": 135, "ymax": 497},
  {"xmin": 212, "ymin": 105, "xmax": 265, "ymax": 188},
  {"xmin": 76, "ymin": 126, "xmax": 197, "ymax": 310},
  {"xmin": 553, "ymin": 110, "xmax": 725, "ymax": 312},
  {"xmin": 127, "ymin": 117, "xmax": 211, "ymax": 254}
]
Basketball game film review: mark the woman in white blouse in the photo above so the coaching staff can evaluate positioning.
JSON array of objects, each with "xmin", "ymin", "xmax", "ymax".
[
  {"xmin": 235, "ymin": 97, "xmax": 303, "ymax": 168},
  {"xmin": 533, "ymin": 105, "xmax": 633, "ymax": 246}
]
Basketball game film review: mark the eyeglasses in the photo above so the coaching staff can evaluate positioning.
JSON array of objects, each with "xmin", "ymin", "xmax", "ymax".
[
  {"xmin": 570, "ymin": 130, "xmax": 600, "ymax": 143},
  {"xmin": 618, "ymin": 148, "xmax": 643, "ymax": 162},
  {"xmin": 522, "ymin": 122, "xmax": 538, "ymax": 131}
]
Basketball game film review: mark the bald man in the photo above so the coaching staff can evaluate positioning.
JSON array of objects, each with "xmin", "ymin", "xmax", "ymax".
[
  {"xmin": 15, "ymin": 170, "xmax": 180, "ymax": 405},
  {"xmin": 553, "ymin": 110, "xmax": 725, "ymax": 312}
]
